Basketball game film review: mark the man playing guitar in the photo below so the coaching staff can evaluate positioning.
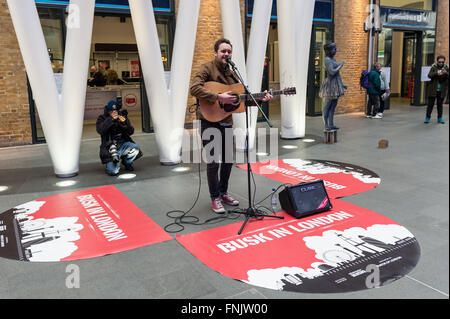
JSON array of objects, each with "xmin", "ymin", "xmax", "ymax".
[{"xmin": 190, "ymin": 38, "xmax": 273, "ymax": 214}]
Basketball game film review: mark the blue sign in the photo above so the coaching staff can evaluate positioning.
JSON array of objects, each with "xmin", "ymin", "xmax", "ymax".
[
  {"xmin": 380, "ymin": 7, "xmax": 436, "ymax": 29},
  {"xmin": 247, "ymin": 0, "xmax": 333, "ymax": 22},
  {"xmin": 35, "ymin": 0, "xmax": 172, "ymax": 12}
]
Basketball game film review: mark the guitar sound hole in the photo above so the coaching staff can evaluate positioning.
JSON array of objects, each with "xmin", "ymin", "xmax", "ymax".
[
  {"xmin": 223, "ymin": 103, "xmax": 238, "ymax": 112},
  {"xmin": 223, "ymin": 94, "xmax": 240, "ymax": 112}
]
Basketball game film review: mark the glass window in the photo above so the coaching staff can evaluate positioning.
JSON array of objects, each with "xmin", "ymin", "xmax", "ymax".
[
  {"xmin": 313, "ymin": 26, "xmax": 333, "ymax": 114},
  {"xmin": 420, "ymin": 30, "xmax": 435, "ymax": 104},
  {"xmin": 156, "ymin": 16, "xmax": 172, "ymax": 71},
  {"xmin": 38, "ymin": 8, "xmax": 64, "ymax": 73},
  {"xmin": 380, "ymin": 0, "xmax": 434, "ymax": 11},
  {"xmin": 33, "ymin": 8, "xmax": 65, "ymax": 141},
  {"xmin": 377, "ymin": 28, "xmax": 393, "ymax": 67}
]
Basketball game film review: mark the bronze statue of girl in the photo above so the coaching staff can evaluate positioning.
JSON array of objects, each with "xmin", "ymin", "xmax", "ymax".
[{"xmin": 319, "ymin": 42, "xmax": 347, "ymax": 131}]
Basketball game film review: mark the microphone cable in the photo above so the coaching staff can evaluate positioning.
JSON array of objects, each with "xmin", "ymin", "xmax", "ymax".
[{"xmin": 163, "ymin": 108, "xmax": 241, "ymax": 233}]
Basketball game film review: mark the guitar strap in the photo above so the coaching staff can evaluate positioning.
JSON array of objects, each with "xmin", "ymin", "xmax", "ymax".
[{"xmin": 189, "ymin": 98, "xmax": 200, "ymax": 119}]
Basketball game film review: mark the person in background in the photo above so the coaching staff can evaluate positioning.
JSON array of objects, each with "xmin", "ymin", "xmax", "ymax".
[
  {"xmin": 425, "ymin": 55, "xmax": 448, "ymax": 124},
  {"xmin": 105, "ymin": 66, "xmax": 119, "ymax": 85},
  {"xmin": 374, "ymin": 63, "xmax": 390, "ymax": 119},
  {"xmin": 366, "ymin": 64, "xmax": 382, "ymax": 119},
  {"xmin": 88, "ymin": 65, "xmax": 106, "ymax": 87},
  {"xmin": 96, "ymin": 100, "xmax": 142, "ymax": 176}
]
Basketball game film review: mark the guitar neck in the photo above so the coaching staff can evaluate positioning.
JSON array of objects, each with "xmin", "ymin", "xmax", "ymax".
[{"xmin": 240, "ymin": 90, "xmax": 284, "ymax": 101}]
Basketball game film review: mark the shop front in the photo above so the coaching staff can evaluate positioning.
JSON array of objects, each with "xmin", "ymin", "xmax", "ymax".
[
  {"xmin": 377, "ymin": 0, "xmax": 437, "ymax": 106},
  {"xmin": 30, "ymin": 0, "xmax": 174, "ymax": 142}
]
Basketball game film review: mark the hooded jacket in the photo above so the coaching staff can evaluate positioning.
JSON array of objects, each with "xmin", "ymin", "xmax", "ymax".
[
  {"xmin": 367, "ymin": 67, "xmax": 381, "ymax": 95},
  {"xmin": 96, "ymin": 106, "xmax": 141, "ymax": 164}
]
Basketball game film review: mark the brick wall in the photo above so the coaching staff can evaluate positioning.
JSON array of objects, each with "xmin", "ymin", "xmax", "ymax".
[
  {"xmin": 184, "ymin": 0, "xmax": 223, "ymax": 123},
  {"xmin": 436, "ymin": 0, "xmax": 449, "ymax": 60},
  {"xmin": 0, "ymin": 0, "xmax": 31, "ymax": 147},
  {"xmin": 6, "ymin": 1, "xmax": 445, "ymax": 146},
  {"xmin": 333, "ymin": 0, "xmax": 369, "ymax": 113}
]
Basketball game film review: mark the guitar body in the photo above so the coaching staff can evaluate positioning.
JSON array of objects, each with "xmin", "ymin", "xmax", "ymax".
[
  {"xmin": 199, "ymin": 82, "xmax": 246, "ymax": 123},
  {"xmin": 197, "ymin": 81, "xmax": 296, "ymax": 123}
]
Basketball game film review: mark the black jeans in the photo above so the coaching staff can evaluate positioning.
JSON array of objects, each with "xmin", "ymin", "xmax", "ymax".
[
  {"xmin": 201, "ymin": 119, "xmax": 234, "ymax": 199},
  {"xmin": 426, "ymin": 92, "xmax": 444, "ymax": 119},
  {"xmin": 367, "ymin": 94, "xmax": 380, "ymax": 116}
]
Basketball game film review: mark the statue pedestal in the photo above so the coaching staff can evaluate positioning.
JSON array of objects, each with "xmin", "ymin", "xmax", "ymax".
[{"xmin": 323, "ymin": 130, "xmax": 338, "ymax": 144}]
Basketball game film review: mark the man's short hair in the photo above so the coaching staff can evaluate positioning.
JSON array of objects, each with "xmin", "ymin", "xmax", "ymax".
[
  {"xmin": 374, "ymin": 62, "xmax": 382, "ymax": 67},
  {"xmin": 214, "ymin": 38, "xmax": 232, "ymax": 52},
  {"xmin": 437, "ymin": 55, "xmax": 446, "ymax": 62}
]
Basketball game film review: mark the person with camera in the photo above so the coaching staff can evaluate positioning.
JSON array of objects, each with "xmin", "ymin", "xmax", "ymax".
[{"xmin": 96, "ymin": 100, "xmax": 142, "ymax": 176}]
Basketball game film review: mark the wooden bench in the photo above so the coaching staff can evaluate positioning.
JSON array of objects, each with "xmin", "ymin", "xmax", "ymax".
[{"xmin": 323, "ymin": 129, "xmax": 337, "ymax": 144}]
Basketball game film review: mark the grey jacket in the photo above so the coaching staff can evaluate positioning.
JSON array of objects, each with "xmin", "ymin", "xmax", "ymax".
[{"xmin": 379, "ymin": 69, "xmax": 390, "ymax": 91}]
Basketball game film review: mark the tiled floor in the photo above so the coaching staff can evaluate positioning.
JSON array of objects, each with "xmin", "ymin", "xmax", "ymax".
[{"xmin": 0, "ymin": 99, "xmax": 448, "ymax": 299}]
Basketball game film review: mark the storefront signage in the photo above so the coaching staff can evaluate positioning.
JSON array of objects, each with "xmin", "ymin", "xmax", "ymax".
[
  {"xmin": 246, "ymin": 0, "xmax": 333, "ymax": 22},
  {"xmin": 380, "ymin": 7, "xmax": 436, "ymax": 29},
  {"xmin": 130, "ymin": 60, "xmax": 140, "ymax": 78},
  {"xmin": 35, "ymin": 0, "xmax": 172, "ymax": 12}
]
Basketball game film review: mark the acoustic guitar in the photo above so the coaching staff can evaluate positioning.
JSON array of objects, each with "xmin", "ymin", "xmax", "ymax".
[{"xmin": 198, "ymin": 81, "xmax": 296, "ymax": 123}]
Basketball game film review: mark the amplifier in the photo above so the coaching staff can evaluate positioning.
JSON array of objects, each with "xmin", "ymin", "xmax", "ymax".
[{"xmin": 279, "ymin": 180, "xmax": 332, "ymax": 219}]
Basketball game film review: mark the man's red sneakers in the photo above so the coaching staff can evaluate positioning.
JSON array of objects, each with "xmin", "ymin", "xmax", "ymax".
[
  {"xmin": 211, "ymin": 197, "xmax": 226, "ymax": 214},
  {"xmin": 221, "ymin": 193, "xmax": 239, "ymax": 206}
]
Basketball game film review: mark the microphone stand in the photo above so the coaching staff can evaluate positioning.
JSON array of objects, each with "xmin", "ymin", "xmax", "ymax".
[{"xmin": 227, "ymin": 59, "xmax": 284, "ymax": 235}]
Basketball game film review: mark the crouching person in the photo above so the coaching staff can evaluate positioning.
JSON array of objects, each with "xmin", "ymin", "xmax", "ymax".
[{"xmin": 96, "ymin": 100, "xmax": 142, "ymax": 176}]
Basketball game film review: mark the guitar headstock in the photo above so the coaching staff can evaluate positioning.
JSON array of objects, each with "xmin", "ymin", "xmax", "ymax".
[{"xmin": 282, "ymin": 87, "xmax": 297, "ymax": 96}]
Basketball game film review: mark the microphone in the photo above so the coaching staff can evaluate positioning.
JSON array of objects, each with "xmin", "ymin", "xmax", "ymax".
[{"xmin": 226, "ymin": 57, "xmax": 236, "ymax": 68}]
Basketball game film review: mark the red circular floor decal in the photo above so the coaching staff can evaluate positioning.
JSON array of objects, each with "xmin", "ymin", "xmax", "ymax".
[
  {"xmin": 237, "ymin": 159, "xmax": 381, "ymax": 199},
  {"xmin": 0, "ymin": 186, "xmax": 172, "ymax": 262},
  {"xmin": 177, "ymin": 199, "xmax": 420, "ymax": 293}
]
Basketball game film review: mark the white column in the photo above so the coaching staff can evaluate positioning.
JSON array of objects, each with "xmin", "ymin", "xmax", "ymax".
[
  {"xmin": 277, "ymin": 0, "xmax": 299, "ymax": 139},
  {"xmin": 220, "ymin": 0, "xmax": 247, "ymax": 82},
  {"xmin": 129, "ymin": 0, "xmax": 171, "ymax": 163},
  {"xmin": 61, "ymin": 0, "xmax": 95, "ymax": 175},
  {"xmin": 246, "ymin": 0, "xmax": 272, "ymax": 93},
  {"xmin": 169, "ymin": 0, "xmax": 201, "ymax": 162},
  {"xmin": 7, "ymin": 0, "xmax": 95, "ymax": 177},
  {"xmin": 220, "ymin": 0, "xmax": 250, "ymax": 151},
  {"xmin": 245, "ymin": 0, "xmax": 273, "ymax": 151},
  {"xmin": 293, "ymin": 0, "xmax": 315, "ymax": 138},
  {"xmin": 130, "ymin": 0, "xmax": 200, "ymax": 165},
  {"xmin": 130, "ymin": 0, "xmax": 199, "ymax": 165}
]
